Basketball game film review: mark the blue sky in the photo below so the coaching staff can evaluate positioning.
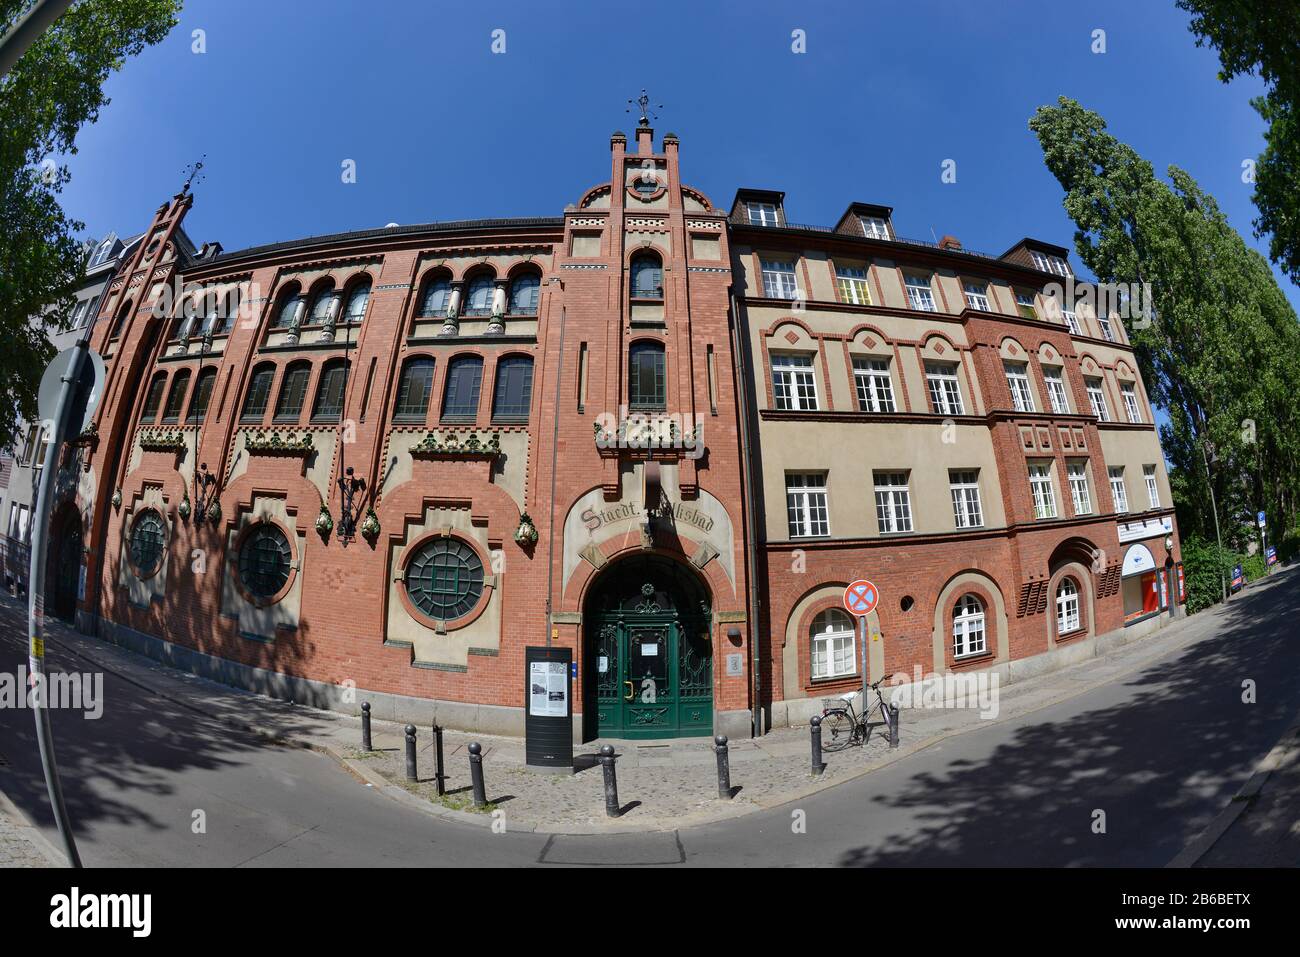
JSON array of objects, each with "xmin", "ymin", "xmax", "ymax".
[{"xmin": 59, "ymin": 0, "xmax": 1298, "ymax": 312}]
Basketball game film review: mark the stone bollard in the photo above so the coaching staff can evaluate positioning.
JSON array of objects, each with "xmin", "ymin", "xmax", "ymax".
[
  {"xmin": 432, "ymin": 724, "xmax": 446, "ymax": 796},
  {"xmin": 468, "ymin": 742, "xmax": 487, "ymax": 807},
  {"xmin": 404, "ymin": 724, "xmax": 417, "ymax": 782},
  {"xmin": 714, "ymin": 735, "xmax": 732, "ymax": 799},
  {"xmin": 599, "ymin": 744, "xmax": 621, "ymax": 818},
  {"xmin": 360, "ymin": 702, "xmax": 372, "ymax": 752},
  {"xmin": 810, "ymin": 715, "xmax": 824, "ymax": 776},
  {"xmin": 888, "ymin": 703, "xmax": 900, "ymax": 749}
]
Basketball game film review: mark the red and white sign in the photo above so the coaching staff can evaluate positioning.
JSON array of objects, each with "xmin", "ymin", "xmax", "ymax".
[{"xmin": 843, "ymin": 579, "xmax": 879, "ymax": 617}]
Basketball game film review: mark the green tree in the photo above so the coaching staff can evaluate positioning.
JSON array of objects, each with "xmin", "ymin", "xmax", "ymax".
[
  {"xmin": 0, "ymin": 0, "xmax": 180, "ymax": 452},
  {"xmin": 1176, "ymin": 0, "xmax": 1300, "ymax": 284},
  {"xmin": 1029, "ymin": 97, "xmax": 1300, "ymax": 601}
]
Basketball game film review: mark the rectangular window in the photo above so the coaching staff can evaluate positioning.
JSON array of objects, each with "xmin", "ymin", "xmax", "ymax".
[
  {"xmin": 953, "ymin": 597, "xmax": 986, "ymax": 659},
  {"xmin": 905, "ymin": 274, "xmax": 936, "ymax": 312},
  {"xmin": 1004, "ymin": 362, "xmax": 1036, "ymax": 413},
  {"xmin": 1098, "ymin": 315, "xmax": 1116, "ymax": 342},
  {"xmin": 1042, "ymin": 369, "xmax": 1070, "ymax": 415},
  {"xmin": 786, "ymin": 473, "xmax": 829, "ymax": 538},
  {"xmin": 1121, "ymin": 383, "xmax": 1142, "ymax": 423},
  {"xmin": 860, "ymin": 216, "xmax": 890, "ymax": 240},
  {"xmin": 1109, "ymin": 467, "xmax": 1128, "ymax": 514},
  {"xmin": 1085, "ymin": 378, "xmax": 1110, "ymax": 421},
  {"xmin": 1062, "ymin": 308, "xmax": 1080, "ymax": 335},
  {"xmin": 19, "ymin": 424, "xmax": 39, "ymax": 466},
  {"xmin": 1068, "ymin": 462, "xmax": 1092, "ymax": 515},
  {"xmin": 772, "ymin": 354, "xmax": 818, "ymax": 411},
  {"xmin": 760, "ymin": 259, "xmax": 799, "ymax": 300},
  {"xmin": 925, "ymin": 362, "xmax": 964, "ymax": 415},
  {"xmin": 811, "ymin": 626, "xmax": 855, "ymax": 680},
  {"xmin": 1029, "ymin": 463, "xmax": 1057, "ymax": 520},
  {"xmin": 873, "ymin": 471, "xmax": 913, "ymax": 534},
  {"xmin": 33, "ymin": 425, "xmax": 49, "ymax": 469},
  {"xmin": 963, "ymin": 282, "xmax": 990, "ymax": 311},
  {"xmin": 312, "ymin": 363, "xmax": 349, "ymax": 421},
  {"xmin": 852, "ymin": 358, "xmax": 895, "ymax": 412},
  {"xmin": 1015, "ymin": 290, "xmax": 1038, "ymax": 320},
  {"xmin": 492, "ymin": 357, "xmax": 534, "ymax": 421},
  {"xmin": 1031, "ymin": 251, "xmax": 1051, "ymax": 273},
  {"xmin": 1144, "ymin": 465, "xmax": 1160, "ymax": 509},
  {"xmin": 949, "ymin": 470, "xmax": 984, "ymax": 528},
  {"xmin": 747, "ymin": 202, "xmax": 778, "ymax": 226},
  {"xmin": 834, "ymin": 265, "xmax": 872, "ymax": 305}
]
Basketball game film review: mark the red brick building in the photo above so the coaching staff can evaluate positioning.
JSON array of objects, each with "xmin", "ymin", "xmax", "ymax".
[{"xmin": 55, "ymin": 123, "xmax": 1180, "ymax": 741}]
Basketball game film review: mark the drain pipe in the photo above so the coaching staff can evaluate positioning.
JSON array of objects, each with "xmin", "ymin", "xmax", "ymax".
[
  {"xmin": 728, "ymin": 290, "xmax": 764, "ymax": 738},
  {"xmin": 544, "ymin": 297, "xmax": 567, "ymax": 648}
]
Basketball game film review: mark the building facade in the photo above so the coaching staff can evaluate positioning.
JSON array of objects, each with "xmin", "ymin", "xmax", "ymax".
[{"xmin": 44, "ymin": 125, "xmax": 1181, "ymax": 741}]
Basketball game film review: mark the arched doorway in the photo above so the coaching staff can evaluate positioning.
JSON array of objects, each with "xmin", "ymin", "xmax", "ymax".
[
  {"xmin": 582, "ymin": 554, "xmax": 713, "ymax": 740},
  {"xmin": 49, "ymin": 507, "xmax": 83, "ymax": 623}
]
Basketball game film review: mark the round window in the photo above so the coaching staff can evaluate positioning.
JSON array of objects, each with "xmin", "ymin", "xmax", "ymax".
[
  {"xmin": 238, "ymin": 523, "xmax": 293, "ymax": 600},
  {"xmin": 404, "ymin": 537, "xmax": 484, "ymax": 623},
  {"xmin": 129, "ymin": 509, "xmax": 166, "ymax": 577}
]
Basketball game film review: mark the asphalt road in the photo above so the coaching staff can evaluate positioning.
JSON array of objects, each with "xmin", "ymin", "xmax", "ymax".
[{"xmin": 1, "ymin": 571, "xmax": 1297, "ymax": 867}]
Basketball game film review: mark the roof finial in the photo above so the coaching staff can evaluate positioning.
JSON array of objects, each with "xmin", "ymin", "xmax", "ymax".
[
  {"xmin": 180, "ymin": 155, "xmax": 206, "ymax": 196},
  {"xmin": 626, "ymin": 89, "xmax": 661, "ymax": 127}
]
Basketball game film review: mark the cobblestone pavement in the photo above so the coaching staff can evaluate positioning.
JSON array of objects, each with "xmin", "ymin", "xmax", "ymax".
[
  {"xmin": 1, "ymin": 575, "xmax": 1288, "ymax": 836},
  {"xmin": 0, "ymin": 791, "xmax": 56, "ymax": 868}
]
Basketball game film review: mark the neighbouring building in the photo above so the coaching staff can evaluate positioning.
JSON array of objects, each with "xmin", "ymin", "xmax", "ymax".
[{"xmin": 41, "ymin": 119, "xmax": 1181, "ymax": 741}]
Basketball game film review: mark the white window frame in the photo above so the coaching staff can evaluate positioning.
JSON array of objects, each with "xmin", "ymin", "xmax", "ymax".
[
  {"xmin": 1144, "ymin": 465, "xmax": 1160, "ymax": 510},
  {"xmin": 873, "ymin": 471, "xmax": 913, "ymax": 534},
  {"xmin": 760, "ymin": 259, "xmax": 799, "ymax": 300},
  {"xmin": 1062, "ymin": 308, "xmax": 1081, "ymax": 335},
  {"xmin": 1109, "ymin": 467, "xmax": 1128, "ymax": 514},
  {"xmin": 810, "ymin": 610, "xmax": 856, "ymax": 680},
  {"xmin": 1067, "ymin": 462, "xmax": 1092, "ymax": 516},
  {"xmin": 925, "ymin": 362, "xmax": 964, "ymax": 415},
  {"xmin": 786, "ymin": 473, "xmax": 830, "ymax": 538},
  {"xmin": 835, "ymin": 264, "xmax": 872, "ymax": 305},
  {"xmin": 1004, "ymin": 362, "xmax": 1036, "ymax": 413},
  {"xmin": 1029, "ymin": 463, "xmax": 1057, "ymax": 520},
  {"xmin": 1121, "ymin": 383, "xmax": 1142, "ymax": 423},
  {"xmin": 904, "ymin": 274, "xmax": 936, "ymax": 312},
  {"xmin": 963, "ymin": 282, "xmax": 990, "ymax": 311},
  {"xmin": 1097, "ymin": 314, "xmax": 1116, "ymax": 342},
  {"xmin": 747, "ymin": 202, "xmax": 778, "ymax": 227},
  {"xmin": 953, "ymin": 594, "xmax": 987, "ymax": 659},
  {"xmin": 949, "ymin": 470, "xmax": 984, "ymax": 529},
  {"xmin": 852, "ymin": 358, "xmax": 895, "ymax": 412},
  {"xmin": 860, "ymin": 216, "xmax": 890, "ymax": 240},
  {"xmin": 1086, "ymin": 379, "xmax": 1110, "ymax": 421},
  {"xmin": 771, "ymin": 354, "xmax": 818, "ymax": 411},
  {"xmin": 1043, "ymin": 368, "xmax": 1070, "ymax": 414},
  {"xmin": 1056, "ymin": 578, "xmax": 1081, "ymax": 634}
]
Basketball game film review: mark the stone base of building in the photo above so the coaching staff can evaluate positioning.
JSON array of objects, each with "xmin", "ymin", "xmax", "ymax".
[{"xmin": 768, "ymin": 606, "xmax": 1180, "ymax": 730}]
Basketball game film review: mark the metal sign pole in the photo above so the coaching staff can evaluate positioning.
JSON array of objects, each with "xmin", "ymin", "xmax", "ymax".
[{"xmin": 859, "ymin": 615, "xmax": 868, "ymax": 709}]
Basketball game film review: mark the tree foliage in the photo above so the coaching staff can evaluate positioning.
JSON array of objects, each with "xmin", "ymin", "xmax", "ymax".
[
  {"xmin": 1176, "ymin": 0, "xmax": 1300, "ymax": 284},
  {"xmin": 1029, "ymin": 97, "xmax": 1300, "ymax": 605},
  {"xmin": 0, "ymin": 0, "xmax": 180, "ymax": 452}
]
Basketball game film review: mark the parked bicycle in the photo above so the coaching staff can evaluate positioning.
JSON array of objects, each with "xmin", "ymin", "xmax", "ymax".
[{"xmin": 819, "ymin": 673, "xmax": 894, "ymax": 752}]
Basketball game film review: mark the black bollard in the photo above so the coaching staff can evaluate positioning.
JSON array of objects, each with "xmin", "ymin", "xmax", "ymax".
[
  {"xmin": 360, "ymin": 702, "xmax": 372, "ymax": 752},
  {"xmin": 404, "ymin": 724, "xmax": 418, "ymax": 782},
  {"xmin": 599, "ymin": 744, "xmax": 621, "ymax": 817},
  {"xmin": 468, "ymin": 742, "xmax": 487, "ymax": 807},
  {"xmin": 888, "ymin": 703, "xmax": 900, "ymax": 749},
  {"xmin": 714, "ymin": 735, "xmax": 732, "ymax": 799},
  {"xmin": 433, "ymin": 723, "xmax": 446, "ymax": 796},
  {"xmin": 810, "ymin": 715, "xmax": 824, "ymax": 776}
]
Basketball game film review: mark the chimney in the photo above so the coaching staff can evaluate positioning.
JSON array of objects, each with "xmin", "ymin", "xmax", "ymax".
[
  {"xmin": 636, "ymin": 126, "xmax": 653, "ymax": 156},
  {"xmin": 938, "ymin": 234, "xmax": 962, "ymax": 251}
]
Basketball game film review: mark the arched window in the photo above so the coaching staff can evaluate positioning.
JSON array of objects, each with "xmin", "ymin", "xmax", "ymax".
[
  {"xmin": 174, "ymin": 296, "xmax": 201, "ymax": 341},
  {"xmin": 343, "ymin": 278, "xmax": 371, "ymax": 323},
  {"xmin": 629, "ymin": 341, "xmax": 666, "ymax": 410},
  {"xmin": 162, "ymin": 370, "xmax": 191, "ymax": 424},
  {"xmin": 272, "ymin": 285, "xmax": 302, "ymax": 328},
  {"xmin": 141, "ymin": 373, "xmax": 167, "ymax": 423},
  {"xmin": 307, "ymin": 282, "xmax": 337, "ymax": 325},
  {"xmin": 1056, "ymin": 578, "xmax": 1080, "ymax": 635},
  {"xmin": 463, "ymin": 274, "xmax": 495, "ymax": 316},
  {"xmin": 394, "ymin": 357, "xmax": 435, "ymax": 422},
  {"xmin": 442, "ymin": 355, "xmax": 483, "ymax": 421},
  {"xmin": 630, "ymin": 254, "xmax": 663, "ymax": 300},
  {"xmin": 403, "ymin": 537, "xmax": 485, "ymax": 623},
  {"xmin": 418, "ymin": 273, "xmax": 451, "ymax": 317},
  {"xmin": 508, "ymin": 272, "xmax": 540, "ymax": 315},
  {"xmin": 189, "ymin": 367, "xmax": 218, "ymax": 423},
  {"xmin": 810, "ymin": 608, "xmax": 855, "ymax": 680},
  {"xmin": 199, "ymin": 294, "xmax": 220, "ymax": 338},
  {"xmin": 274, "ymin": 361, "xmax": 312, "ymax": 422},
  {"xmin": 221, "ymin": 287, "xmax": 242, "ymax": 333},
  {"xmin": 492, "ymin": 355, "xmax": 534, "ymax": 422},
  {"xmin": 128, "ymin": 509, "xmax": 167, "ymax": 579},
  {"xmin": 111, "ymin": 299, "xmax": 133, "ymax": 338},
  {"xmin": 311, "ymin": 359, "xmax": 349, "ymax": 422},
  {"xmin": 241, "ymin": 364, "xmax": 276, "ymax": 422},
  {"xmin": 952, "ymin": 594, "xmax": 986, "ymax": 659},
  {"xmin": 238, "ymin": 522, "xmax": 293, "ymax": 601}
]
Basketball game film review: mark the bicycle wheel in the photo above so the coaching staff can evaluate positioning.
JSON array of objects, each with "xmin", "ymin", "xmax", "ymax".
[{"xmin": 819, "ymin": 709, "xmax": 857, "ymax": 752}]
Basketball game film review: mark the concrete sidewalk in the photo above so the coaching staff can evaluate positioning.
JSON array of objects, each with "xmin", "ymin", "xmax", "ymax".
[{"xmin": 5, "ymin": 576, "xmax": 1290, "ymax": 839}]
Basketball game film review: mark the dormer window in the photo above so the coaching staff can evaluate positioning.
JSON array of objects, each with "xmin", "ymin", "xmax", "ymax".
[
  {"xmin": 860, "ymin": 216, "xmax": 890, "ymax": 240},
  {"xmin": 746, "ymin": 202, "xmax": 778, "ymax": 227},
  {"xmin": 1030, "ymin": 250, "xmax": 1071, "ymax": 276}
]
